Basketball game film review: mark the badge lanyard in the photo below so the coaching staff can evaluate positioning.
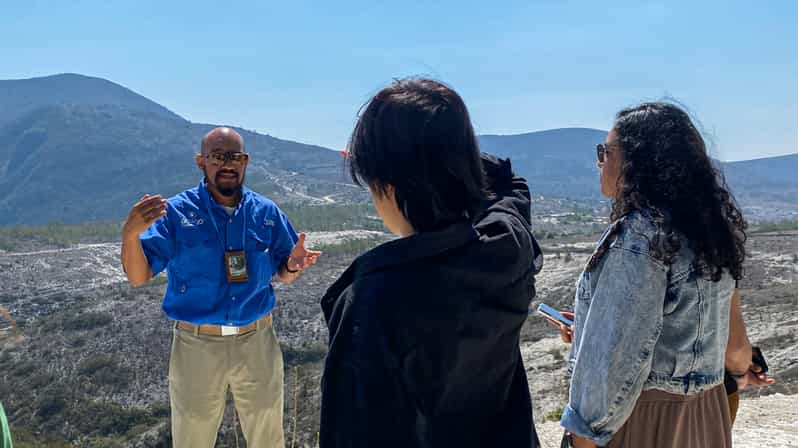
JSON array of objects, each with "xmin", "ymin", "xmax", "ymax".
[{"xmin": 202, "ymin": 191, "xmax": 249, "ymax": 283}]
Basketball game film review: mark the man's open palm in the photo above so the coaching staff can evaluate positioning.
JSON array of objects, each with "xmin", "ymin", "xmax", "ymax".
[{"xmin": 286, "ymin": 233, "xmax": 322, "ymax": 272}]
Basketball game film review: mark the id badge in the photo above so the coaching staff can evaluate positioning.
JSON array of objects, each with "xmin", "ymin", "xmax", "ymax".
[{"xmin": 225, "ymin": 251, "xmax": 249, "ymax": 283}]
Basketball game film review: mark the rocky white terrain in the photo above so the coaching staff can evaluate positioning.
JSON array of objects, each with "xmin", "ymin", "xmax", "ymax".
[{"xmin": 0, "ymin": 230, "xmax": 796, "ymax": 447}]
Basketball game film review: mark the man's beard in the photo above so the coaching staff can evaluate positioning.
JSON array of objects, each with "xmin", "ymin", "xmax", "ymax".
[{"xmin": 205, "ymin": 169, "xmax": 245, "ymax": 197}]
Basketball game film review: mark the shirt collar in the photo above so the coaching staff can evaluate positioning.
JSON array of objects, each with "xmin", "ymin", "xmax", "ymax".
[{"xmin": 198, "ymin": 180, "xmax": 250, "ymax": 215}]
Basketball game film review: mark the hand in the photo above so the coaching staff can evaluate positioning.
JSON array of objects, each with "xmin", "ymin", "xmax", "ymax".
[
  {"xmin": 571, "ymin": 434, "xmax": 599, "ymax": 448},
  {"xmin": 285, "ymin": 233, "xmax": 322, "ymax": 273},
  {"xmin": 123, "ymin": 194, "xmax": 167, "ymax": 237},
  {"xmin": 734, "ymin": 363, "xmax": 776, "ymax": 391},
  {"xmin": 552, "ymin": 311, "xmax": 575, "ymax": 344}
]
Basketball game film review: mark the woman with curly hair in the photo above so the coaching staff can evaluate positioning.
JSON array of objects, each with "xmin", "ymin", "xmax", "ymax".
[{"xmin": 559, "ymin": 102, "xmax": 751, "ymax": 448}]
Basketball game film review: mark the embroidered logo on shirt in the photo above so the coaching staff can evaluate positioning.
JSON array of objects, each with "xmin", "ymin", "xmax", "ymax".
[
  {"xmin": 264, "ymin": 219, "xmax": 275, "ymax": 227},
  {"xmin": 181, "ymin": 211, "xmax": 205, "ymax": 227}
]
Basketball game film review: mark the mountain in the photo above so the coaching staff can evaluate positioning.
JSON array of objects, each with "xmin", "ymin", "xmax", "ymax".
[
  {"xmin": 0, "ymin": 74, "xmax": 349, "ymax": 225},
  {"xmin": 0, "ymin": 73, "xmax": 795, "ymax": 225},
  {"xmin": 0, "ymin": 73, "xmax": 183, "ymax": 128},
  {"xmin": 479, "ymin": 128, "xmax": 608, "ymax": 199},
  {"xmin": 480, "ymin": 129, "xmax": 798, "ymax": 221},
  {"xmin": 723, "ymin": 154, "xmax": 798, "ymax": 206}
]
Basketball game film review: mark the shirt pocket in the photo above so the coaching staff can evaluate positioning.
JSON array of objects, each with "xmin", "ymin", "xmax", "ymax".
[
  {"xmin": 175, "ymin": 228, "xmax": 219, "ymax": 280},
  {"xmin": 246, "ymin": 228, "xmax": 275, "ymax": 279}
]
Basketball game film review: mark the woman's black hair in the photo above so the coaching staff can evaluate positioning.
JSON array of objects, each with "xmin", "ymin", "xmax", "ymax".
[
  {"xmin": 347, "ymin": 78, "xmax": 485, "ymax": 232},
  {"xmin": 610, "ymin": 102, "xmax": 747, "ymax": 281}
]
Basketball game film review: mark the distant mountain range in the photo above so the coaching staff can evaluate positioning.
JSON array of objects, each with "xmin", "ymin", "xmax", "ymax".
[
  {"xmin": 480, "ymin": 129, "xmax": 798, "ymax": 221},
  {"xmin": 1, "ymin": 73, "xmax": 796, "ymax": 225},
  {"xmin": 0, "ymin": 74, "xmax": 349, "ymax": 225},
  {"xmin": 479, "ymin": 128, "xmax": 609, "ymax": 199}
]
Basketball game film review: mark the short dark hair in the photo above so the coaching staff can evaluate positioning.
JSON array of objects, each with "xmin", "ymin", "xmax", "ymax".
[
  {"xmin": 611, "ymin": 102, "xmax": 747, "ymax": 281},
  {"xmin": 347, "ymin": 78, "xmax": 485, "ymax": 232}
]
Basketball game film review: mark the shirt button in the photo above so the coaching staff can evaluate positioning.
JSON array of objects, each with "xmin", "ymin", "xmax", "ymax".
[
  {"xmin": 180, "ymin": 285, "xmax": 187, "ymax": 293},
  {"xmin": 231, "ymin": 296, "xmax": 236, "ymax": 301},
  {"xmin": 228, "ymin": 246, "xmax": 233, "ymax": 250},
  {"xmin": 229, "ymin": 219, "xmax": 232, "ymax": 224}
]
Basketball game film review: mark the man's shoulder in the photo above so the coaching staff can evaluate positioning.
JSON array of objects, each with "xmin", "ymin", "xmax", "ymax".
[
  {"xmin": 168, "ymin": 186, "xmax": 202, "ymax": 210},
  {"xmin": 244, "ymin": 189, "xmax": 281, "ymax": 214}
]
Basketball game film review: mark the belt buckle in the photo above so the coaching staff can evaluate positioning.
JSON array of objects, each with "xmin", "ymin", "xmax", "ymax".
[{"xmin": 220, "ymin": 325, "xmax": 239, "ymax": 336}]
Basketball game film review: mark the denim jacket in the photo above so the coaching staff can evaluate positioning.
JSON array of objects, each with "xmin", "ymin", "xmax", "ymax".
[{"xmin": 560, "ymin": 210, "xmax": 734, "ymax": 446}]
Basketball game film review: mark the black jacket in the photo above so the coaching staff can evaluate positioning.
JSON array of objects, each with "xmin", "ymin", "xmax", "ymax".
[{"xmin": 320, "ymin": 154, "xmax": 543, "ymax": 448}]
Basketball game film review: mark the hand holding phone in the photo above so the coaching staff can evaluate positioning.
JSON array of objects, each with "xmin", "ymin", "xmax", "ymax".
[
  {"xmin": 536, "ymin": 303, "xmax": 574, "ymax": 327},
  {"xmin": 535, "ymin": 303, "xmax": 574, "ymax": 343}
]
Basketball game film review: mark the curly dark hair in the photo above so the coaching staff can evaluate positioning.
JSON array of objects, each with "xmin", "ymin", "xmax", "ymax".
[{"xmin": 610, "ymin": 102, "xmax": 747, "ymax": 281}]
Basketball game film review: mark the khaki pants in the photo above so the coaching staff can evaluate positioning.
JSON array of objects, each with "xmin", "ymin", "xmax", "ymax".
[{"xmin": 169, "ymin": 318, "xmax": 285, "ymax": 448}]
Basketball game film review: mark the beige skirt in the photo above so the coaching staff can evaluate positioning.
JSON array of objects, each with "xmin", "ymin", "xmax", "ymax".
[{"xmin": 607, "ymin": 384, "xmax": 731, "ymax": 448}]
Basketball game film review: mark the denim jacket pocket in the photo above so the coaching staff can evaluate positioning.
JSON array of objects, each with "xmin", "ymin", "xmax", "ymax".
[{"xmin": 576, "ymin": 272, "xmax": 592, "ymax": 302}]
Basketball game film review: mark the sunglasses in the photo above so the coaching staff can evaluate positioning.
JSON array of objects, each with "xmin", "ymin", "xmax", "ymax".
[
  {"xmin": 596, "ymin": 143, "xmax": 616, "ymax": 163},
  {"xmin": 204, "ymin": 152, "xmax": 249, "ymax": 167}
]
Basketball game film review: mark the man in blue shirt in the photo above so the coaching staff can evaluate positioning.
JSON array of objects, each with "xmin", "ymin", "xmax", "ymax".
[{"xmin": 121, "ymin": 127, "xmax": 320, "ymax": 447}]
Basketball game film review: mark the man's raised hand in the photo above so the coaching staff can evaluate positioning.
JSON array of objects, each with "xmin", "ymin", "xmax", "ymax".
[
  {"xmin": 285, "ymin": 233, "xmax": 322, "ymax": 273},
  {"xmin": 123, "ymin": 194, "xmax": 167, "ymax": 237}
]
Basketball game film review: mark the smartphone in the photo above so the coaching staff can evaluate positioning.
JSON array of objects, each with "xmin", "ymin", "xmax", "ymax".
[{"xmin": 536, "ymin": 303, "xmax": 574, "ymax": 328}]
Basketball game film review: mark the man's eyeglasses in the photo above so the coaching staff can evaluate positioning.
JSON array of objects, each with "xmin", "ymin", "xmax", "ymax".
[
  {"xmin": 596, "ymin": 143, "xmax": 615, "ymax": 163},
  {"xmin": 204, "ymin": 152, "xmax": 249, "ymax": 166}
]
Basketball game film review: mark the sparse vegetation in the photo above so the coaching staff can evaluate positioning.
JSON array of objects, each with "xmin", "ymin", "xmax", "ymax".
[
  {"xmin": 43, "ymin": 310, "xmax": 114, "ymax": 332},
  {"xmin": 547, "ymin": 347, "xmax": 564, "ymax": 362},
  {"xmin": 309, "ymin": 236, "xmax": 386, "ymax": 257},
  {"xmin": 281, "ymin": 203, "xmax": 381, "ymax": 232},
  {"xmin": 0, "ymin": 222, "xmax": 122, "ymax": 251},
  {"xmin": 64, "ymin": 311, "xmax": 114, "ymax": 331},
  {"xmin": 78, "ymin": 355, "xmax": 131, "ymax": 388},
  {"xmin": 35, "ymin": 390, "xmax": 68, "ymax": 420},
  {"xmin": 2, "ymin": 222, "xmax": 796, "ymax": 446},
  {"xmin": 545, "ymin": 406, "xmax": 564, "ymax": 422},
  {"xmin": 283, "ymin": 342, "xmax": 328, "ymax": 366},
  {"xmin": 68, "ymin": 400, "xmax": 158, "ymax": 437},
  {"xmin": 0, "ymin": 204, "xmax": 381, "ymax": 251},
  {"xmin": 7, "ymin": 427, "xmax": 72, "ymax": 448},
  {"xmin": 751, "ymin": 220, "xmax": 798, "ymax": 234}
]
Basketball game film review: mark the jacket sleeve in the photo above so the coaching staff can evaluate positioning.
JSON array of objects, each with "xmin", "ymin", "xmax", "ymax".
[
  {"xmin": 560, "ymin": 244, "xmax": 667, "ymax": 446},
  {"xmin": 481, "ymin": 152, "xmax": 532, "ymax": 227},
  {"xmin": 480, "ymin": 152, "xmax": 543, "ymax": 275}
]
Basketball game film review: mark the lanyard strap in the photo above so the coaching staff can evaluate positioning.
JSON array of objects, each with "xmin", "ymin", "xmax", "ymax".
[{"xmin": 202, "ymin": 191, "xmax": 246, "ymax": 251}]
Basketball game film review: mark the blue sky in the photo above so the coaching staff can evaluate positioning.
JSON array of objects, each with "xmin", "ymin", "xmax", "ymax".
[{"xmin": 1, "ymin": 0, "xmax": 796, "ymax": 161}]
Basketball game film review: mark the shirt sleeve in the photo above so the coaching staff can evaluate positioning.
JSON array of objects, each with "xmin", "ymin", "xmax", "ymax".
[
  {"xmin": 269, "ymin": 207, "xmax": 299, "ymax": 269},
  {"xmin": 139, "ymin": 207, "xmax": 176, "ymax": 276},
  {"xmin": 560, "ymin": 245, "xmax": 667, "ymax": 446}
]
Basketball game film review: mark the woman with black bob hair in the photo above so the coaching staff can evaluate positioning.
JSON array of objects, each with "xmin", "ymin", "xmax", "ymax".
[
  {"xmin": 319, "ymin": 78, "xmax": 543, "ymax": 448},
  {"xmin": 347, "ymin": 78, "xmax": 486, "ymax": 233},
  {"xmin": 560, "ymin": 102, "xmax": 750, "ymax": 448}
]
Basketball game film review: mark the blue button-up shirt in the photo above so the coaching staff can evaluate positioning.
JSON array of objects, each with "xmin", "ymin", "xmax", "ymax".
[{"xmin": 140, "ymin": 181, "xmax": 298, "ymax": 325}]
